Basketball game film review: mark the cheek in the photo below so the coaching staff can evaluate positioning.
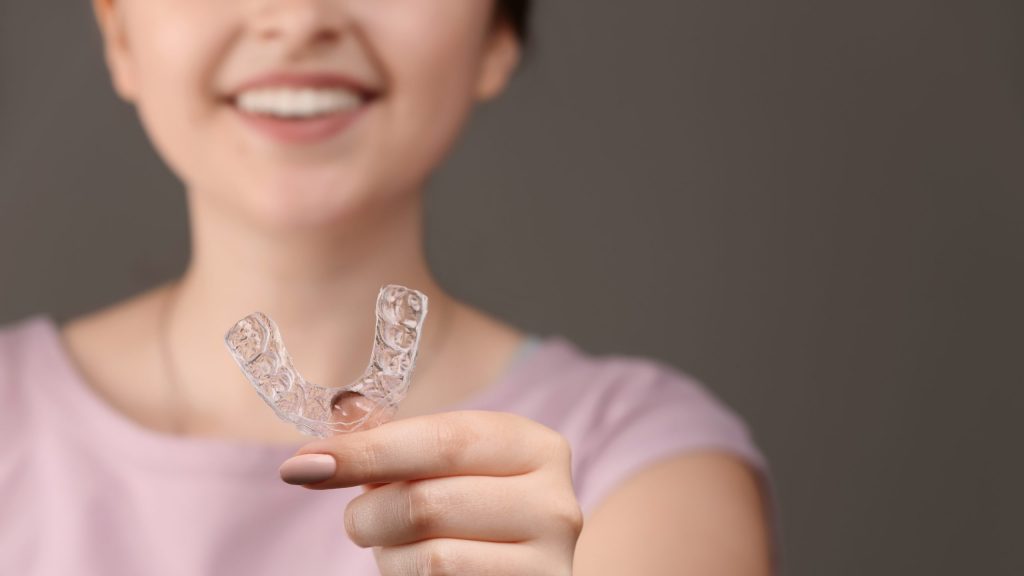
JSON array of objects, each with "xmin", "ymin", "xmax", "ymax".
[
  {"xmin": 127, "ymin": 3, "xmax": 229, "ymax": 183},
  {"xmin": 124, "ymin": 4, "xmax": 296, "ymax": 223},
  {"xmin": 360, "ymin": 2, "xmax": 492, "ymax": 186}
]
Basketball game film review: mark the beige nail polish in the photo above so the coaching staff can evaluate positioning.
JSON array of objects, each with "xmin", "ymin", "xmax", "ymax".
[{"xmin": 279, "ymin": 454, "xmax": 337, "ymax": 485}]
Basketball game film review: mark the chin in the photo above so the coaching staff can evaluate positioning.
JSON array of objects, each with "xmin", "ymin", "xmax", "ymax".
[
  {"xmin": 250, "ymin": 187, "xmax": 365, "ymax": 231},
  {"xmin": 242, "ymin": 172, "xmax": 403, "ymax": 233}
]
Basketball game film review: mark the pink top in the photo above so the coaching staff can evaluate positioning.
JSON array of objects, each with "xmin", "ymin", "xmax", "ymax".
[{"xmin": 0, "ymin": 314, "xmax": 767, "ymax": 575}]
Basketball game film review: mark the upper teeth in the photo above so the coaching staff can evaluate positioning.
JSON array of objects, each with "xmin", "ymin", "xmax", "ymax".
[{"xmin": 235, "ymin": 87, "xmax": 362, "ymax": 118}]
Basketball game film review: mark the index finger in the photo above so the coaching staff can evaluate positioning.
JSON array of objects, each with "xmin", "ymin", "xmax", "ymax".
[{"xmin": 280, "ymin": 410, "xmax": 561, "ymax": 488}]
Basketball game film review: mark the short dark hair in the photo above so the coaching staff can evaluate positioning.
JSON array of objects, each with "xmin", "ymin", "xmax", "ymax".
[{"xmin": 496, "ymin": 0, "xmax": 532, "ymax": 43}]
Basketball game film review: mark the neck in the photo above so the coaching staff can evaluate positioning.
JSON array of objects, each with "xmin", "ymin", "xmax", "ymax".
[{"xmin": 162, "ymin": 186, "xmax": 457, "ymax": 436}]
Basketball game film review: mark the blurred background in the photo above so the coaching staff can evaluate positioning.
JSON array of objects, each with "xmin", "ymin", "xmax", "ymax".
[{"xmin": 1, "ymin": 1, "xmax": 1021, "ymax": 574}]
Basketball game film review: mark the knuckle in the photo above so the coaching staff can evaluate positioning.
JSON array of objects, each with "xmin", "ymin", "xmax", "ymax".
[
  {"xmin": 556, "ymin": 499, "xmax": 585, "ymax": 537},
  {"xmin": 539, "ymin": 482, "xmax": 583, "ymax": 538},
  {"xmin": 551, "ymin": 431, "xmax": 572, "ymax": 457},
  {"xmin": 433, "ymin": 417, "xmax": 471, "ymax": 468},
  {"xmin": 405, "ymin": 481, "xmax": 442, "ymax": 534},
  {"xmin": 541, "ymin": 428, "xmax": 573, "ymax": 467},
  {"xmin": 500, "ymin": 412, "xmax": 540, "ymax": 438},
  {"xmin": 343, "ymin": 501, "xmax": 371, "ymax": 547},
  {"xmin": 353, "ymin": 440, "xmax": 383, "ymax": 479},
  {"xmin": 420, "ymin": 541, "xmax": 458, "ymax": 576}
]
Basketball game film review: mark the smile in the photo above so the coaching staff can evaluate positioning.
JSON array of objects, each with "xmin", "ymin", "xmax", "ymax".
[
  {"xmin": 226, "ymin": 81, "xmax": 378, "ymax": 144},
  {"xmin": 235, "ymin": 87, "xmax": 364, "ymax": 119}
]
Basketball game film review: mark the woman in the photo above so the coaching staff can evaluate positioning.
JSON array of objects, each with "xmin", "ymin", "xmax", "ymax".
[{"xmin": 0, "ymin": 0, "xmax": 773, "ymax": 574}]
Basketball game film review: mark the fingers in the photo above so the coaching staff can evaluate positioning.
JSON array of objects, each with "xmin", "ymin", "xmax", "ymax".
[
  {"xmin": 345, "ymin": 475, "xmax": 582, "ymax": 547},
  {"xmin": 285, "ymin": 411, "xmax": 583, "ymax": 576},
  {"xmin": 374, "ymin": 538, "xmax": 567, "ymax": 576},
  {"xmin": 290, "ymin": 411, "xmax": 565, "ymax": 488}
]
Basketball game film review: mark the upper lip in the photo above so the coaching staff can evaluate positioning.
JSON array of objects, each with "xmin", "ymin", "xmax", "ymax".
[{"xmin": 226, "ymin": 71, "xmax": 378, "ymax": 101}]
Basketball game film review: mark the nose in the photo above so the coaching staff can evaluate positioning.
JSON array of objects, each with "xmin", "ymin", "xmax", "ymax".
[{"xmin": 250, "ymin": 0, "xmax": 349, "ymax": 59}]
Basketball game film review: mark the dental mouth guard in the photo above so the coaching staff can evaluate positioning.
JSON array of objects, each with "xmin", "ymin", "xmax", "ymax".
[{"xmin": 224, "ymin": 285, "xmax": 428, "ymax": 437}]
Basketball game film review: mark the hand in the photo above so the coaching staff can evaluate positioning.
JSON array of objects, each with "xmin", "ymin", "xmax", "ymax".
[{"xmin": 279, "ymin": 411, "xmax": 584, "ymax": 575}]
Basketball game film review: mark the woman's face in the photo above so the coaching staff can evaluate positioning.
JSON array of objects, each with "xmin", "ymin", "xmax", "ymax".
[{"xmin": 93, "ymin": 0, "xmax": 520, "ymax": 229}]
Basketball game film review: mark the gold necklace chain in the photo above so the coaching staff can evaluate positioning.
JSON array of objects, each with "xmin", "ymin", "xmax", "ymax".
[{"xmin": 156, "ymin": 282, "xmax": 455, "ymax": 436}]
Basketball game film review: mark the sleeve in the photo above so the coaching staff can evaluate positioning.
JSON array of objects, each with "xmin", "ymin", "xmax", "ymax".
[
  {"xmin": 0, "ymin": 319, "xmax": 30, "ymax": 451},
  {"xmin": 0, "ymin": 318, "xmax": 37, "ymax": 569},
  {"xmin": 571, "ymin": 356, "xmax": 769, "ymax": 514}
]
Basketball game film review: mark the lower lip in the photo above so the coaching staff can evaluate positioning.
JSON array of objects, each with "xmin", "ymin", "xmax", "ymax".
[{"xmin": 230, "ymin": 103, "xmax": 369, "ymax": 145}]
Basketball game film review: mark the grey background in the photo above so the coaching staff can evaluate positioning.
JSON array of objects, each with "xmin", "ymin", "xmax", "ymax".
[{"xmin": 2, "ymin": 1, "xmax": 1021, "ymax": 574}]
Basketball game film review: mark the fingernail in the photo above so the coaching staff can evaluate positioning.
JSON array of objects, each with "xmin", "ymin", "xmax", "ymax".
[{"xmin": 279, "ymin": 454, "xmax": 337, "ymax": 485}]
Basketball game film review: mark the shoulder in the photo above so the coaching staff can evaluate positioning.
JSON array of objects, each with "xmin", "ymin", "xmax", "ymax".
[
  {"xmin": 0, "ymin": 315, "xmax": 56, "ymax": 399},
  {"xmin": 498, "ymin": 335, "xmax": 766, "ymax": 512},
  {"xmin": 0, "ymin": 315, "xmax": 58, "ymax": 448}
]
